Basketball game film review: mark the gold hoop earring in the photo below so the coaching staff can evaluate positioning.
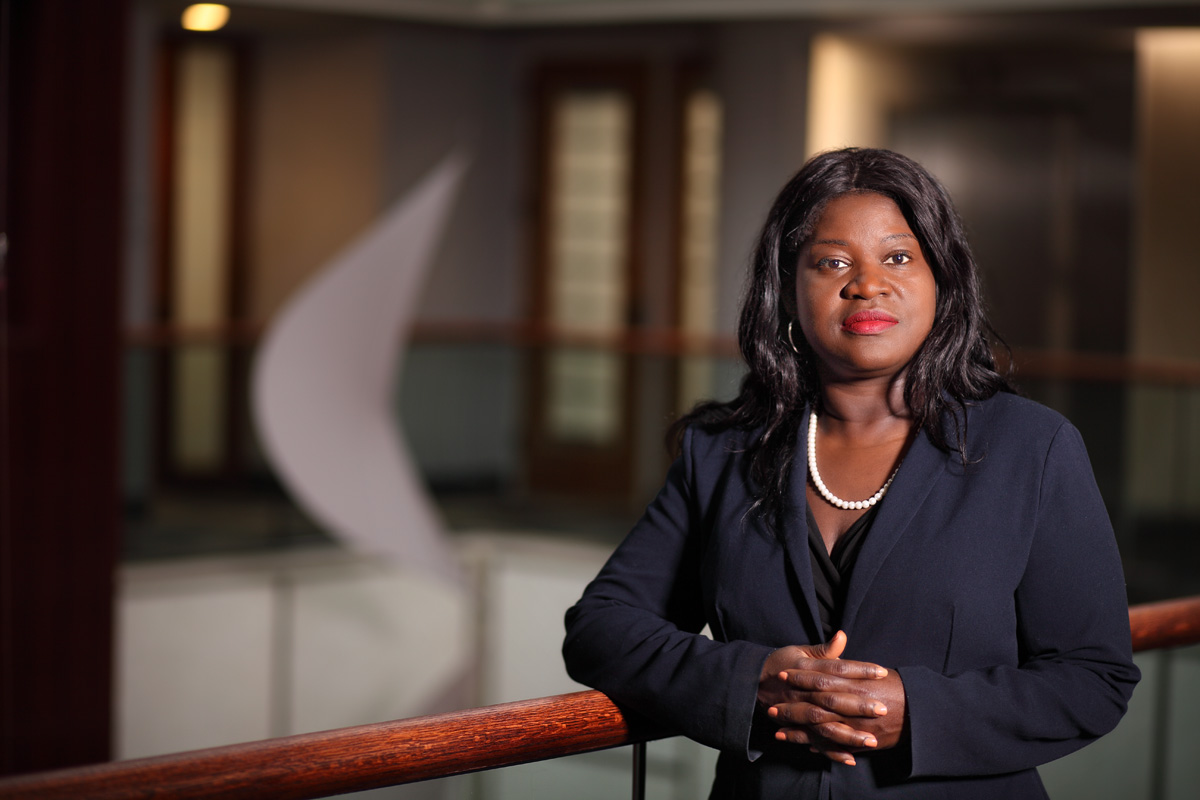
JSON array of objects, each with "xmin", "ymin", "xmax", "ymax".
[{"xmin": 787, "ymin": 320, "xmax": 802, "ymax": 355}]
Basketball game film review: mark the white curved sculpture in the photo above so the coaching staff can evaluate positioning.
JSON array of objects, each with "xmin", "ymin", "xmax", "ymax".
[{"xmin": 252, "ymin": 154, "xmax": 468, "ymax": 583}]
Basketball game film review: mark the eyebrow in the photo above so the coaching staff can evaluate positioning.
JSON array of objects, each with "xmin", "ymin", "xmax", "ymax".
[{"xmin": 811, "ymin": 233, "xmax": 916, "ymax": 247}]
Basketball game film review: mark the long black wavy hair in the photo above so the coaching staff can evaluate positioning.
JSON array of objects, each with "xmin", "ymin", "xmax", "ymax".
[{"xmin": 670, "ymin": 147, "xmax": 1014, "ymax": 527}]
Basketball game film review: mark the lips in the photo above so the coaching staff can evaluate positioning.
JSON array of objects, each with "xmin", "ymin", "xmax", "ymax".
[{"xmin": 842, "ymin": 309, "xmax": 899, "ymax": 335}]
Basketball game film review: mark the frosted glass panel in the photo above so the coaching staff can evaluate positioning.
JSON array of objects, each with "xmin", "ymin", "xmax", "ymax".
[
  {"xmin": 548, "ymin": 90, "xmax": 630, "ymax": 333},
  {"xmin": 545, "ymin": 90, "xmax": 631, "ymax": 444},
  {"xmin": 679, "ymin": 89, "xmax": 721, "ymax": 336},
  {"xmin": 677, "ymin": 89, "xmax": 722, "ymax": 412},
  {"xmin": 170, "ymin": 43, "xmax": 235, "ymax": 470},
  {"xmin": 547, "ymin": 348, "xmax": 621, "ymax": 444}
]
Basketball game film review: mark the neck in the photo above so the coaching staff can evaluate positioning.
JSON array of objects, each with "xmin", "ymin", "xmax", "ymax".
[{"xmin": 816, "ymin": 373, "xmax": 911, "ymax": 429}]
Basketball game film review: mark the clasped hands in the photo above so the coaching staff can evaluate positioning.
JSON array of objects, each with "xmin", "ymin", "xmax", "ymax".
[{"xmin": 756, "ymin": 630, "xmax": 905, "ymax": 766}]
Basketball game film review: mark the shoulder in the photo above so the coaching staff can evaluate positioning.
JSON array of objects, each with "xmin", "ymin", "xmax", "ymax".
[
  {"xmin": 956, "ymin": 392, "xmax": 1094, "ymax": 472},
  {"xmin": 682, "ymin": 421, "xmax": 757, "ymax": 458},
  {"xmin": 678, "ymin": 421, "xmax": 762, "ymax": 488},
  {"xmin": 963, "ymin": 391, "xmax": 1071, "ymax": 442}
]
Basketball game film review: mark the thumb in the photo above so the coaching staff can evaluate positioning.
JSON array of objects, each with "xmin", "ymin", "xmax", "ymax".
[{"xmin": 806, "ymin": 630, "xmax": 847, "ymax": 660}]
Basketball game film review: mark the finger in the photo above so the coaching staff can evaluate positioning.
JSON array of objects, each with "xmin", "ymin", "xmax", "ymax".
[
  {"xmin": 767, "ymin": 701, "xmax": 839, "ymax": 728},
  {"xmin": 777, "ymin": 725, "xmax": 878, "ymax": 752},
  {"xmin": 773, "ymin": 727, "xmax": 812, "ymax": 745},
  {"xmin": 769, "ymin": 704, "xmax": 879, "ymax": 749},
  {"xmin": 779, "ymin": 659, "xmax": 889, "ymax": 686},
  {"xmin": 813, "ymin": 746, "xmax": 857, "ymax": 766},
  {"xmin": 811, "ymin": 720, "xmax": 879, "ymax": 750},
  {"xmin": 767, "ymin": 703, "xmax": 880, "ymax": 748},
  {"xmin": 769, "ymin": 687, "xmax": 885, "ymax": 717},
  {"xmin": 805, "ymin": 691, "xmax": 888, "ymax": 718}
]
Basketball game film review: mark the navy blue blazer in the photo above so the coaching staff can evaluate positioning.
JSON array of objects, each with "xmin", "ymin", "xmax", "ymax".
[{"xmin": 563, "ymin": 393, "xmax": 1140, "ymax": 799}]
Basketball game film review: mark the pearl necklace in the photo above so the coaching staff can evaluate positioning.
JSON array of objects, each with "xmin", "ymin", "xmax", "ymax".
[{"xmin": 807, "ymin": 410, "xmax": 899, "ymax": 511}]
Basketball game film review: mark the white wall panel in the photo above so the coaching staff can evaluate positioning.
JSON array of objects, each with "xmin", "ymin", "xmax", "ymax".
[{"xmin": 116, "ymin": 567, "xmax": 274, "ymax": 758}]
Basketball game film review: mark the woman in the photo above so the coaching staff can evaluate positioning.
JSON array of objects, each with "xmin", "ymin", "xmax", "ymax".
[{"xmin": 562, "ymin": 148, "xmax": 1139, "ymax": 798}]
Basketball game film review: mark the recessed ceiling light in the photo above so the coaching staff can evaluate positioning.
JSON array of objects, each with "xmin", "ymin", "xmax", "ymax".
[{"xmin": 181, "ymin": 3, "xmax": 230, "ymax": 32}]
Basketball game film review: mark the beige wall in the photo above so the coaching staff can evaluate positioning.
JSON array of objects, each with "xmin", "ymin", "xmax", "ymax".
[
  {"xmin": 1131, "ymin": 29, "xmax": 1200, "ymax": 362},
  {"xmin": 248, "ymin": 33, "xmax": 388, "ymax": 322},
  {"xmin": 713, "ymin": 22, "xmax": 811, "ymax": 334},
  {"xmin": 805, "ymin": 35, "xmax": 919, "ymax": 158},
  {"xmin": 1126, "ymin": 29, "xmax": 1200, "ymax": 515}
]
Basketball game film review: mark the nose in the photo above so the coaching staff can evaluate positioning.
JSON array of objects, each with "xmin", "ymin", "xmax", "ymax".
[{"xmin": 842, "ymin": 264, "xmax": 889, "ymax": 300}]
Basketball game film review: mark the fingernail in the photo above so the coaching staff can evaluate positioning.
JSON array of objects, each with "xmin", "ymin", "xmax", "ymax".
[
  {"xmin": 875, "ymin": 703, "xmax": 888, "ymax": 716},
  {"xmin": 767, "ymin": 706, "xmax": 778, "ymax": 718},
  {"xmin": 775, "ymin": 731, "xmax": 786, "ymax": 741},
  {"xmin": 875, "ymin": 667, "xmax": 888, "ymax": 678},
  {"xmin": 864, "ymin": 737, "xmax": 878, "ymax": 748},
  {"xmin": 845, "ymin": 758, "xmax": 856, "ymax": 766}
]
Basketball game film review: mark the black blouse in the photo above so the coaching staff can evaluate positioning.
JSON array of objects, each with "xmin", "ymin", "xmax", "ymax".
[{"xmin": 806, "ymin": 503, "xmax": 880, "ymax": 640}]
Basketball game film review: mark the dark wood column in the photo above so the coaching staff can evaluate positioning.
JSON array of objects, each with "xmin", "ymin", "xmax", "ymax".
[{"xmin": 0, "ymin": 0, "xmax": 128, "ymax": 775}]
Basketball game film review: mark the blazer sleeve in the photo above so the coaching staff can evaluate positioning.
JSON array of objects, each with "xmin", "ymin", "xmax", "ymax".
[
  {"xmin": 562, "ymin": 427, "xmax": 775, "ymax": 755},
  {"xmin": 899, "ymin": 421, "xmax": 1141, "ymax": 777}
]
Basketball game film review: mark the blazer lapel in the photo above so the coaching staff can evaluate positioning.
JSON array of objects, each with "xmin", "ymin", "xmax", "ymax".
[
  {"xmin": 780, "ymin": 404, "xmax": 824, "ymax": 643},
  {"xmin": 839, "ymin": 425, "xmax": 948, "ymax": 633}
]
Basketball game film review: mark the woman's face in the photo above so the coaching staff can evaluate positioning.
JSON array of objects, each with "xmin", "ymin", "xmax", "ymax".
[{"xmin": 794, "ymin": 191, "xmax": 937, "ymax": 383}]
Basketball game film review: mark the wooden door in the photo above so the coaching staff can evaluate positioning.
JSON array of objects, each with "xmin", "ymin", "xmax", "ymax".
[{"xmin": 524, "ymin": 64, "xmax": 646, "ymax": 500}]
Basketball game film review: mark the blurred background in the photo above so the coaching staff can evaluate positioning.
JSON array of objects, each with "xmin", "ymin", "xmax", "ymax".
[{"xmin": 3, "ymin": 0, "xmax": 1200, "ymax": 797}]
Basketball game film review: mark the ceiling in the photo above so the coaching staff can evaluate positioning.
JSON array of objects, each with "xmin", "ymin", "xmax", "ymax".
[{"xmin": 229, "ymin": 0, "xmax": 1200, "ymax": 26}]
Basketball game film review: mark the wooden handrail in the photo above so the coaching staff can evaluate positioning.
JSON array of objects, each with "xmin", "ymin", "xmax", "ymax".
[
  {"xmin": 1128, "ymin": 594, "xmax": 1200, "ymax": 652},
  {"xmin": 2, "ymin": 595, "xmax": 1199, "ymax": 800},
  {"xmin": 0, "ymin": 691, "xmax": 643, "ymax": 800}
]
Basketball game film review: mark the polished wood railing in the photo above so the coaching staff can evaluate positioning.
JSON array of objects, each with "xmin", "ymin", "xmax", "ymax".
[
  {"xmin": 1128, "ymin": 594, "xmax": 1200, "ymax": 651},
  {"xmin": 2, "ymin": 595, "xmax": 1198, "ymax": 800}
]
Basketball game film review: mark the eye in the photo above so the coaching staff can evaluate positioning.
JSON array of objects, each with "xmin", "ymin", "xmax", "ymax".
[
  {"xmin": 885, "ymin": 252, "xmax": 913, "ymax": 265},
  {"xmin": 816, "ymin": 257, "xmax": 848, "ymax": 270}
]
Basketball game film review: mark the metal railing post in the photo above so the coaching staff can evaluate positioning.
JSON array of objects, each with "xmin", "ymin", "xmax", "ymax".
[{"xmin": 631, "ymin": 742, "xmax": 647, "ymax": 800}]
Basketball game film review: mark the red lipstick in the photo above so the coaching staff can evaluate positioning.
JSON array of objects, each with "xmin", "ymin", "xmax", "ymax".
[{"xmin": 842, "ymin": 310, "xmax": 898, "ymax": 334}]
